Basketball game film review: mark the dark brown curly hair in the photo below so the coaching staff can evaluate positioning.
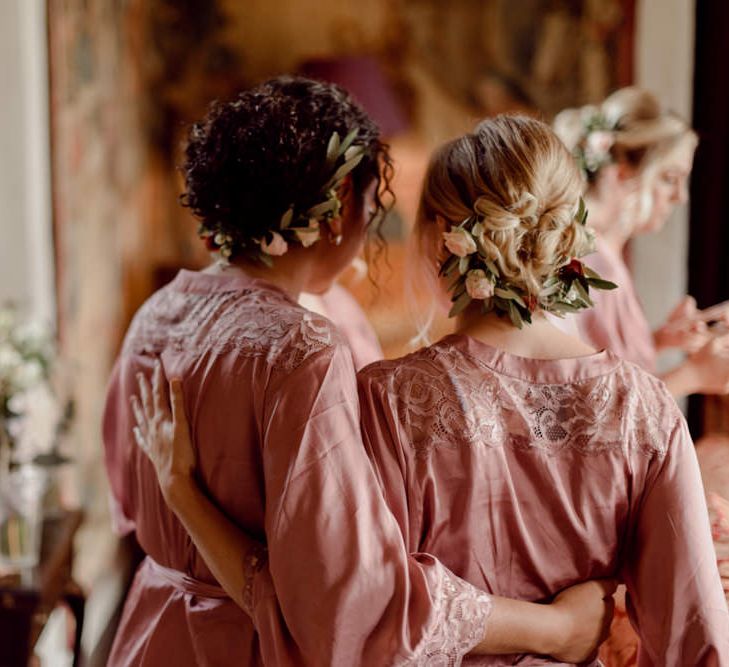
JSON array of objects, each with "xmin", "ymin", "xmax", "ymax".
[{"xmin": 181, "ymin": 76, "xmax": 393, "ymax": 257}]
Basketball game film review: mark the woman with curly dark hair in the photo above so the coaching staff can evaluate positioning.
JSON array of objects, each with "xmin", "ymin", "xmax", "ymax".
[{"xmin": 104, "ymin": 77, "xmax": 616, "ymax": 666}]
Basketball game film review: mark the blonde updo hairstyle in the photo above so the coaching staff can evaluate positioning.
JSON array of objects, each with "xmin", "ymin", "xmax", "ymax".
[
  {"xmin": 554, "ymin": 87, "xmax": 697, "ymax": 183},
  {"xmin": 414, "ymin": 115, "xmax": 593, "ymax": 303}
]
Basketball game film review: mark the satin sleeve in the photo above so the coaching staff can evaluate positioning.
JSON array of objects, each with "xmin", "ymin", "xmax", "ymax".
[
  {"xmin": 623, "ymin": 417, "xmax": 729, "ymax": 665},
  {"xmin": 102, "ymin": 357, "xmax": 141, "ymax": 536},
  {"xmin": 252, "ymin": 342, "xmax": 491, "ymax": 666}
]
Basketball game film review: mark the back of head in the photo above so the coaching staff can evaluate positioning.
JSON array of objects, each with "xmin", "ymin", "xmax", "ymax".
[
  {"xmin": 183, "ymin": 75, "xmax": 390, "ymax": 262},
  {"xmin": 554, "ymin": 86, "xmax": 697, "ymax": 182},
  {"xmin": 415, "ymin": 114, "xmax": 604, "ymax": 327}
]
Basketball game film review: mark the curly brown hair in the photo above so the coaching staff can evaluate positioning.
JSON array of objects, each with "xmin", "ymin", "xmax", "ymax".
[{"xmin": 181, "ymin": 76, "xmax": 393, "ymax": 258}]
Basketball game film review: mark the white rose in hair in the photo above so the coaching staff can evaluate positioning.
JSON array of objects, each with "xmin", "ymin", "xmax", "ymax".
[
  {"xmin": 261, "ymin": 231, "xmax": 289, "ymax": 256},
  {"xmin": 295, "ymin": 220, "xmax": 321, "ymax": 248},
  {"xmin": 586, "ymin": 131, "xmax": 614, "ymax": 158},
  {"xmin": 443, "ymin": 227, "xmax": 477, "ymax": 257},
  {"xmin": 465, "ymin": 269, "xmax": 494, "ymax": 300}
]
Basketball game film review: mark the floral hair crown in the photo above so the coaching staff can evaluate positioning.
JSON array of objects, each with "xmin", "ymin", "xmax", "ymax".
[
  {"xmin": 199, "ymin": 129, "xmax": 365, "ymax": 265},
  {"xmin": 440, "ymin": 196, "xmax": 617, "ymax": 328},
  {"xmin": 574, "ymin": 109, "xmax": 618, "ymax": 178}
]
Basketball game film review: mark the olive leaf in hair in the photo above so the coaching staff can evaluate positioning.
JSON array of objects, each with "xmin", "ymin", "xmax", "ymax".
[{"xmin": 202, "ymin": 130, "xmax": 365, "ymax": 265}]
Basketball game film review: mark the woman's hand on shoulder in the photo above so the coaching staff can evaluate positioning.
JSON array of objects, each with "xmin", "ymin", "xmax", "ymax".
[{"xmin": 131, "ymin": 359, "xmax": 197, "ymax": 508}]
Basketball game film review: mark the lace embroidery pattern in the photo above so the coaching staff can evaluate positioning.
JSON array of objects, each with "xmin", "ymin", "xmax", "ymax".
[
  {"xmin": 122, "ymin": 284, "xmax": 337, "ymax": 372},
  {"xmin": 242, "ymin": 543, "xmax": 269, "ymax": 616},
  {"xmin": 365, "ymin": 342, "xmax": 670, "ymax": 461},
  {"xmin": 404, "ymin": 558, "xmax": 492, "ymax": 667}
]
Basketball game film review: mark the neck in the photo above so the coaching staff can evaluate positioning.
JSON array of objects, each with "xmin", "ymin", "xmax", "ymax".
[
  {"xmin": 206, "ymin": 253, "xmax": 313, "ymax": 301},
  {"xmin": 455, "ymin": 309, "xmax": 596, "ymax": 360}
]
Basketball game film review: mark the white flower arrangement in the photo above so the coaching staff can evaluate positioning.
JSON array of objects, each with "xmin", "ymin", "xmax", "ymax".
[
  {"xmin": 0, "ymin": 306, "xmax": 65, "ymax": 464},
  {"xmin": 440, "ymin": 197, "xmax": 617, "ymax": 327},
  {"xmin": 574, "ymin": 109, "xmax": 618, "ymax": 178}
]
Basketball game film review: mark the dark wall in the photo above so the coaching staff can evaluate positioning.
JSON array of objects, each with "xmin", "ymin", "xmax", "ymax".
[{"xmin": 689, "ymin": 0, "xmax": 729, "ymax": 435}]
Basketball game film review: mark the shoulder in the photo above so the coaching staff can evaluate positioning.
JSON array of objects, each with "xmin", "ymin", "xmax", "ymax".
[
  {"xmin": 218, "ymin": 290, "xmax": 348, "ymax": 373},
  {"xmin": 123, "ymin": 282, "xmax": 347, "ymax": 373},
  {"xmin": 612, "ymin": 360, "xmax": 684, "ymax": 458},
  {"xmin": 358, "ymin": 345, "xmax": 445, "ymax": 393}
]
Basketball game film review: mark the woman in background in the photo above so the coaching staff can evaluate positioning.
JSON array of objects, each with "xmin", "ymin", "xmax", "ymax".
[
  {"xmin": 555, "ymin": 86, "xmax": 729, "ymax": 666},
  {"xmin": 135, "ymin": 114, "xmax": 729, "ymax": 664},
  {"xmin": 554, "ymin": 86, "xmax": 729, "ymax": 396}
]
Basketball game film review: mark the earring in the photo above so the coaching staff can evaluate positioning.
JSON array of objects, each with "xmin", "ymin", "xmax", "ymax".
[{"xmin": 333, "ymin": 234, "xmax": 343, "ymax": 246}]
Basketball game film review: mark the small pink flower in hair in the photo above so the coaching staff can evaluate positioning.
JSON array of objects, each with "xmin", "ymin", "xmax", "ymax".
[
  {"xmin": 443, "ymin": 227, "xmax": 477, "ymax": 257},
  {"xmin": 586, "ymin": 131, "xmax": 614, "ymax": 159},
  {"xmin": 261, "ymin": 231, "xmax": 289, "ymax": 256},
  {"xmin": 465, "ymin": 269, "xmax": 494, "ymax": 300}
]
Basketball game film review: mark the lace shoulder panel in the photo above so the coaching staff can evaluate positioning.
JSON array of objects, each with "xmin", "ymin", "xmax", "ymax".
[
  {"xmin": 122, "ymin": 285, "xmax": 341, "ymax": 373},
  {"xmin": 361, "ymin": 344, "xmax": 672, "ymax": 461}
]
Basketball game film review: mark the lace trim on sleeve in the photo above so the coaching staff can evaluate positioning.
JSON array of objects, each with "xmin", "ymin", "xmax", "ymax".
[
  {"xmin": 406, "ymin": 557, "xmax": 492, "ymax": 667},
  {"xmin": 242, "ymin": 542, "xmax": 269, "ymax": 616}
]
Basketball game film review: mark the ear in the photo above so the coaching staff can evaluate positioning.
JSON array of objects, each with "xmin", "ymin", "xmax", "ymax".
[
  {"xmin": 615, "ymin": 161, "xmax": 638, "ymax": 182},
  {"xmin": 435, "ymin": 214, "xmax": 449, "ymax": 235},
  {"xmin": 328, "ymin": 216, "xmax": 343, "ymax": 237},
  {"xmin": 336, "ymin": 174, "xmax": 354, "ymax": 206}
]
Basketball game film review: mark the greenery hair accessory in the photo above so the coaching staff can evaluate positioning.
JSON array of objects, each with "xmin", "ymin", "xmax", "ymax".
[
  {"xmin": 573, "ymin": 108, "xmax": 618, "ymax": 178},
  {"xmin": 440, "ymin": 197, "xmax": 617, "ymax": 328},
  {"xmin": 200, "ymin": 129, "xmax": 365, "ymax": 265}
]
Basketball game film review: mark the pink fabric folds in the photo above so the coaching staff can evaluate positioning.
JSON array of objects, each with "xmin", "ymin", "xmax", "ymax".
[
  {"xmin": 300, "ymin": 282, "xmax": 383, "ymax": 370},
  {"xmin": 358, "ymin": 334, "xmax": 729, "ymax": 665},
  {"xmin": 577, "ymin": 240, "xmax": 657, "ymax": 372},
  {"xmin": 103, "ymin": 269, "xmax": 491, "ymax": 667}
]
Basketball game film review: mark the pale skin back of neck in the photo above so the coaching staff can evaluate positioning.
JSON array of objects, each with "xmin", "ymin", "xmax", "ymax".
[{"xmin": 456, "ymin": 309, "xmax": 597, "ymax": 360}]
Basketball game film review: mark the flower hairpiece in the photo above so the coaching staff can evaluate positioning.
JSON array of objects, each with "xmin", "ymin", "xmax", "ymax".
[
  {"xmin": 440, "ymin": 196, "xmax": 617, "ymax": 328},
  {"xmin": 574, "ymin": 109, "xmax": 617, "ymax": 178},
  {"xmin": 200, "ymin": 129, "xmax": 365, "ymax": 265}
]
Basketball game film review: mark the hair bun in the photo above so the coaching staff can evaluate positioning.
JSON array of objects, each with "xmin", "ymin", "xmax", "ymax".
[{"xmin": 509, "ymin": 192, "xmax": 539, "ymax": 221}]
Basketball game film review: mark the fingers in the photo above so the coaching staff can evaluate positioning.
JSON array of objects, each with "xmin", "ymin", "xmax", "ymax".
[
  {"xmin": 169, "ymin": 378, "xmax": 190, "ymax": 434},
  {"xmin": 137, "ymin": 371, "xmax": 154, "ymax": 422},
  {"xmin": 130, "ymin": 394, "xmax": 147, "ymax": 436},
  {"xmin": 152, "ymin": 359, "xmax": 171, "ymax": 419},
  {"xmin": 133, "ymin": 425, "xmax": 149, "ymax": 454}
]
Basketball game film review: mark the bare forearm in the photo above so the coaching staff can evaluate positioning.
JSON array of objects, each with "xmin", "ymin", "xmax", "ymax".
[
  {"xmin": 166, "ymin": 477, "xmax": 260, "ymax": 613},
  {"xmin": 661, "ymin": 362, "xmax": 699, "ymax": 398},
  {"xmin": 469, "ymin": 596, "xmax": 564, "ymax": 655}
]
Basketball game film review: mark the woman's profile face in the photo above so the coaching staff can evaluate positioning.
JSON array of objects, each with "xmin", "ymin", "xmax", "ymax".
[{"xmin": 636, "ymin": 140, "xmax": 695, "ymax": 235}]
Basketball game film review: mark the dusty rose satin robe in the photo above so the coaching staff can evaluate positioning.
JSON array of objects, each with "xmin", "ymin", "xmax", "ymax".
[
  {"xmin": 103, "ymin": 269, "xmax": 490, "ymax": 667},
  {"xmin": 357, "ymin": 334, "xmax": 729, "ymax": 665},
  {"xmin": 577, "ymin": 240, "xmax": 657, "ymax": 372},
  {"xmin": 300, "ymin": 282, "xmax": 383, "ymax": 371}
]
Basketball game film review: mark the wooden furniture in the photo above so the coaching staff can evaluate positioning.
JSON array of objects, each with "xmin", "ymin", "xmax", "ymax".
[{"xmin": 0, "ymin": 510, "xmax": 84, "ymax": 667}]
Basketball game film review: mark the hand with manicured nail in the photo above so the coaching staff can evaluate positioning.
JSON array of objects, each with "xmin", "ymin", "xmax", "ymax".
[{"xmin": 130, "ymin": 359, "xmax": 197, "ymax": 506}]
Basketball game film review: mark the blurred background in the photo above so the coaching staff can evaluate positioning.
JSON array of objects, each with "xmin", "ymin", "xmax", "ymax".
[{"xmin": 1, "ymin": 0, "xmax": 727, "ymax": 664}]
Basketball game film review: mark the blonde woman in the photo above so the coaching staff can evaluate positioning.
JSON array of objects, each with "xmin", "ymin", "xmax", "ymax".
[
  {"xmin": 106, "ymin": 80, "xmax": 617, "ymax": 666},
  {"xmin": 554, "ymin": 87, "xmax": 729, "ymax": 397},
  {"xmin": 134, "ymin": 114, "xmax": 729, "ymax": 664}
]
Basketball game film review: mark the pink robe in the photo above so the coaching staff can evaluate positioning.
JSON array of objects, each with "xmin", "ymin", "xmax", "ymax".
[
  {"xmin": 103, "ymin": 269, "xmax": 491, "ymax": 666},
  {"xmin": 357, "ymin": 334, "xmax": 729, "ymax": 665},
  {"xmin": 300, "ymin": 283, "xmax": 383, "ymax": 370},
  {"xmin": 577, "ymin": 241, "xmax": 657, "ymax": 373}
]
